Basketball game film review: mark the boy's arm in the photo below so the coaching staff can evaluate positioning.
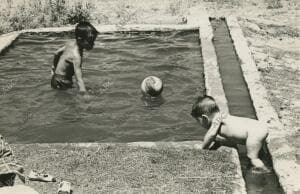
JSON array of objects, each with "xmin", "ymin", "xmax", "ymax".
[
  {"xmin": 202, "ymin": 115, "xmax": 222, "ymax": 149},
  {"xmin": 73, "ymin": 58, "xmax": 87, "ymax": 93},
  {"xmin": 52, "ymin": 46, "xmax": 65, "ymax": 75}
]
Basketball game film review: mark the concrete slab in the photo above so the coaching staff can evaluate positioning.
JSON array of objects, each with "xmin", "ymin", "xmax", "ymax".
[
  {"xmin": 0, "ymin": 32, "xmax": 20, "ymax": 55},
  {"xmin": 188, "ymin": 6, "xmax": 229, "ymax": 115},
  {"xmin": 20, "ymin": 24, "xmax": 199, "ymax": 34},
  {"xmin": 186, "ymin": 8, "xmax": 246, "ymax": 194},
  {"xmin": 11, "ymin": 142, "xmax": 245, "ymax": 194}
]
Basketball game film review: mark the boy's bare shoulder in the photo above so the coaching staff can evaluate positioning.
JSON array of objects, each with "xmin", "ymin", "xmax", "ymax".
[
  {"xmin": 65, "ymin": 40, "xmax": 76, "ymax": 47},
  {"xmin": 64, "ymin": 41, "xmax": 77, "ymax": 52},
  {"xmin": 62, "ymin": 41, "xmax": 80, "ymax": 58}
]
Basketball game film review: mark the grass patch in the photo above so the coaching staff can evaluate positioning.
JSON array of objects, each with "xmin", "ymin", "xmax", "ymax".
[{"xmin": 13, "ymin": 143, "xmax": 239, "ymax": 193}]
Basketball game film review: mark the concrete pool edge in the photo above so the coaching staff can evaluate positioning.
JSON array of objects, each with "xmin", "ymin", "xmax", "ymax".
[
  {"xmin": 0, "ymin": 24, "xmax": 200, "ymax": 55},
  {"xmin": 22, "ymin": 24, "xmax": 200, "ymax": 33},
  {"xmin": 226, "ymin": 16, "xmax": 300, "ymax": 194},
  {"xmin": 11, "ymin": 141, "xmax": 245, "ymax": 194},
  {"xmin": 0, "ymin": 24, "xmax": 200, "ymax": 56},
  {"xmin": 188, "ymin": 7, "xmax": 229, "ymax": 114},
  {"xmin": 0, "ymin": 31, "xmax": 20, "ymax": 55},
  {"xmin": 187, "ymin": 7, "xmax": 246, "ymax": 194}
]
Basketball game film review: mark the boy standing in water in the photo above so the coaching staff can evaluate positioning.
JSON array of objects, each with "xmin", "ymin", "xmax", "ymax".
[
  {"xmin": 51, "ymin": 21, "xmax": 98, "ymax": 94},
  {"xmin": 191, "ymin": 95, "xmax": 269, "ymax": 171}
]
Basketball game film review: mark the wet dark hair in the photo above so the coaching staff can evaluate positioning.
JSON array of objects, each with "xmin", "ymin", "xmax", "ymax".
[
  {"xmin": 75, "ymin": 21, "xmax": 98, "ymax": 44},
  {"xmin": 191, "ymin": 95, "xmax": 219, "ymax": 118}
]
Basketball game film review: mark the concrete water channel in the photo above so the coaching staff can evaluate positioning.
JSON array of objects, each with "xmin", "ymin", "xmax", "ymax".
[
  {"xmin": 0, "ymin": 8, "xmax": 296, "ymax": 194},
  {"xmin": 211, "ymin": 18, "xmax": 283, "ymax": 194}
]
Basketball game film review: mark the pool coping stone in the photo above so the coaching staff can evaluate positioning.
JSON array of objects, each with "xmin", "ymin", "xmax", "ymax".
[
  {"xmin": 0, "ymin": 31, "xmax": 20, "ymax": 55},
  {"xmin": 187, "ymin": 6, "xmax": 246, "ymax": 194}
]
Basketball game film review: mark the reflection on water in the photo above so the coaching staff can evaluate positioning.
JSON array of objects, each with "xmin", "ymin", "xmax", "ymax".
[
  {"xmin": 0, "ymin": 31, "xmax": 205, "ymax": 143},
  {"xmin": 141, "ymin": 95, "xmax": 165, "ymax": 109}
]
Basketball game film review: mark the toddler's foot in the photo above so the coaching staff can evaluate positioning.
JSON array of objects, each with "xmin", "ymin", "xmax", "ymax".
[
  {"xmin": 250, "ymin": 158, "xmax": 272, "ymax": 173},
  {"xmin": 250, "ymin": 166, "xmax": 272, "ymax": 174}
]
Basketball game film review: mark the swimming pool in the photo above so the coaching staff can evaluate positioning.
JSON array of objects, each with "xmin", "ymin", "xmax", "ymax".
[{"xmin": 0, "ymin": 31, "xmax": 205, "ymax": 143}]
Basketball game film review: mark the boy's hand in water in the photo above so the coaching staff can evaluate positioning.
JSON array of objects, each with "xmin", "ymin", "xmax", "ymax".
[
  {"xmin": 83, "ymin": 93, "xmax": 93, "ymax": 101},
  {"xmin": 79, "ymin": 91, "xmax": 93, "ymax": 101}
]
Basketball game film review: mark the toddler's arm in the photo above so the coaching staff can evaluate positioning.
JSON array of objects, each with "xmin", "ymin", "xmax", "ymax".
[{"xmin": 202, "ymin": 114, "xmax": 222, "ymax": 149}]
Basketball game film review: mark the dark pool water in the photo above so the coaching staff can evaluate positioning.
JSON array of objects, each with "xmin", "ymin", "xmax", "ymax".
[
  {"xmin": 211, "ymin": 19, "xmax": 284, "ymax": 194},
  {"xmin": 0, "ymin": 31, "xmax": 205, "ymax": 143}
]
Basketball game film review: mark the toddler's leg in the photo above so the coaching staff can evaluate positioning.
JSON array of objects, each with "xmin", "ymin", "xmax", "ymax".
[{"xmin": 246, "ymin": 137, "xmax": 266, "ymax": 169}]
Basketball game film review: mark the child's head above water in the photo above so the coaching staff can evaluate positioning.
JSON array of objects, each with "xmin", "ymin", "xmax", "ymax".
[
  {"xmin": 191, "ymin": 95, "xmax": 220, "ymax": 119},
  {"xmin": 141, "ymin": 76, "xmax": 163, "ymax": 97},
  {"xmin": 75, "ymin": 21, "xmax": 98, "ymax": 50}
]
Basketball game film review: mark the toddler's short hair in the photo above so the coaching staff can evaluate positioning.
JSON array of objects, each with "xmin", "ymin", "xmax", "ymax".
[
  {"xmin": 191, "ymin": 95, "xmax": 219, "ymax": 118},
  {"xmin": 75, "ymin": 21, "xmax": 98, "ymax": 43}
]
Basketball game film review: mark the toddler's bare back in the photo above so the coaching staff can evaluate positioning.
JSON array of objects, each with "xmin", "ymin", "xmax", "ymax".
[{"xmin": 219, "ymin": 115, "xmax": 268, "ymax": 144}]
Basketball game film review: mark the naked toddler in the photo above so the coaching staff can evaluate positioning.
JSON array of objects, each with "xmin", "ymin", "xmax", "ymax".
[{"xmin": 191, "ymin": 95, "xmax": 269, "ymax": 171}]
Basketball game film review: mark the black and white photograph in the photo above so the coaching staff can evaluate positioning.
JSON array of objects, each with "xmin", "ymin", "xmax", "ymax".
[{"xmin": 0, "ymin": 0, "xmax": 299, "ymax": 193}]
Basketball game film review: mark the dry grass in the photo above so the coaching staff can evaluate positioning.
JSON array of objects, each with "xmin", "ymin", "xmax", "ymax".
[
  {"xmin": 0, "ymin": 0, "xmax": 94, "ymax": 33},
  {"xmin": 12, "ymin": 144, "xmax": 238, "ymax": 194},
  {"xmin": 0, "ymin": 0, "xmax": 236, "ymax": 34},
  {"xmin": 1, "ymin": 0, "xmax": 299, "ymax": 34}
]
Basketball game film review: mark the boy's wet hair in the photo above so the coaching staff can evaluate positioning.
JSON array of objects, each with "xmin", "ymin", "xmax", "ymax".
[
  {"xmin": 75, "ymin": 21, "xmax": 98, "ymax": 43},
  {"xmin": 191, "ymin": 95, "xmax": 219, "ymax": 118}
]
